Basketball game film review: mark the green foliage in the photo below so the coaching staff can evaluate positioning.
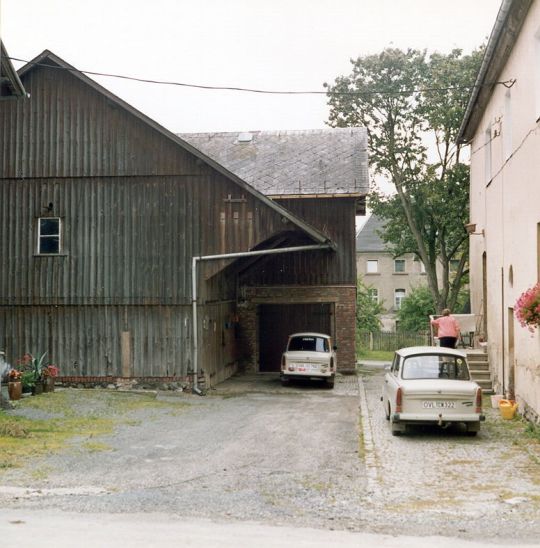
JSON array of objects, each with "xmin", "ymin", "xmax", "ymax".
[
  {"xmin": 326, "ymin": 47, "xmax": 483, "ymax": 312},
  {"xmin": 396, "ymin": 286, "xmax": 436, "ymax": 332},
  {"xmin": 356, "ymin": 277, "xmax": 383, "ymax": 332}
]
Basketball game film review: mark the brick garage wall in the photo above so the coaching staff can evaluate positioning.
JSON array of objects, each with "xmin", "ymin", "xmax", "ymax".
[{"xmin": 237, "ymin": 285, "xmax": 356, "ymax": 372}]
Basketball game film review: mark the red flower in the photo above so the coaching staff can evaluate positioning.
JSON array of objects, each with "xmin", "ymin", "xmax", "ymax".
[{"xmin": 515, "ymin": 283, "xmax": 540, "ymax": 333}]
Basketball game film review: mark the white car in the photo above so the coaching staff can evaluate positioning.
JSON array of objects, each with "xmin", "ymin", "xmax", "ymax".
[
  {"xmin": 382, "ymin": 346, "xmax": 485, "ymax": 436},
  {"xmin": 281, "ymin": 333, "xmax": 336, "ymax": 388}
]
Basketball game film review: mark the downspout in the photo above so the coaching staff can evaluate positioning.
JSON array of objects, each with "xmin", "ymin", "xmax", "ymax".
[{"xmin": 191, "ymin": 243, "xmax": 333, "ymax": 394}]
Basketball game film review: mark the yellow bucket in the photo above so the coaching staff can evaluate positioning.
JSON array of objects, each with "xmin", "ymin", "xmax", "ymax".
[{"xmin": 499, "ymin": 399, "xmax": 518, "ymax": 420}]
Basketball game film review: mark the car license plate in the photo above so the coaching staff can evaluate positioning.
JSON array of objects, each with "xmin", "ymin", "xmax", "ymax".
[{"xmin": 422, "ymin": 401, "xmax": 455, "ymax": 409}]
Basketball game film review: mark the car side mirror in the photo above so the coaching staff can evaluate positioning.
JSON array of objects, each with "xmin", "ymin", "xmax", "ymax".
[{"xmin": 333, "ymin": 345, "xmax": 338, "ymax": 351}]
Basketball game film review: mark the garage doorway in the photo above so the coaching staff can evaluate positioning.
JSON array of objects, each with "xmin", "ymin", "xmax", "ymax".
[{"xmin": 258, "ymin": 303, "xmax": 332, "ymax": 372}]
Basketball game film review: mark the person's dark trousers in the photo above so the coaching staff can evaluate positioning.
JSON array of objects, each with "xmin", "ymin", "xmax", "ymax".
[{"xmin": 439, "ymin": 337, "xmax": 457, "ymax": 348}]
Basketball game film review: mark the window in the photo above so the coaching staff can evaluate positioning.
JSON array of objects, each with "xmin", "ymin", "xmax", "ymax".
[
  {"xmin": 450, "ymin": 259, "xmax": 460, "ymax": 273},
  {"xmin": 287, "ymin": 336, "xmax": 329, "ymax": 353},
  {"xmin": 394, "ymin": 259, "xmax": 405, "ymax": 273},
  {"xmin": 394, "ymin": 289, "xmax": 406, "ymax": 310},
  {"xmin": 366, "ymin": 259, "xmax": 378, "ymax": 274},
  {"xmin": 368, "ymin": 288, "xmax": 379, "ymax": 304},
  {"xmin": 37, "ymin": 217, "xmax": 61, "ymax": 254}
]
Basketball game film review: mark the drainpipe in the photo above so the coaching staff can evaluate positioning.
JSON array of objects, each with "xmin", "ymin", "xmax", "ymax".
[{"xmin": 191, "ymin": 243, "xmax": 332, "ymax": 394}]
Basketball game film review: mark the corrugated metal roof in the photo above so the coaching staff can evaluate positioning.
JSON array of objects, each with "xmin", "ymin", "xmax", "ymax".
[
  {"xmin": 179, "ymin": 128, "xmax": 369, "ymax": 197},
  {"xmin": 356, "ymin": 214, "xmax": 387, "ymax": 252}
]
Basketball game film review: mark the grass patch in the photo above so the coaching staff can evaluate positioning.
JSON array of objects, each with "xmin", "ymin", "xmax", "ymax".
[
  {"xmin": 356, "ymin": 349, "xmax": 394, "ymax": 362},
  {"xmin": 0, "ymin": 389, "xmax": 187, "ymax": 473}
]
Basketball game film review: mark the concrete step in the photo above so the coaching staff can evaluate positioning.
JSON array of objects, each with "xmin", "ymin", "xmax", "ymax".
[{"xmin": 469, "ymin": 363, "xmax": 490, "ymax": 372}]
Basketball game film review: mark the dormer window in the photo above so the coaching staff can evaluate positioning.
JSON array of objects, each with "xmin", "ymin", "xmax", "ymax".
[{"xmin": 37, "ymin": 217, "xmax": 61, "ymax": 255}]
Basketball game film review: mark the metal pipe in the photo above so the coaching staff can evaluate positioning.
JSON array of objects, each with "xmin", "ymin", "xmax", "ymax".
[{"xmin": 190, "ymin": 243, "xmax": 332, "ymax": 394}]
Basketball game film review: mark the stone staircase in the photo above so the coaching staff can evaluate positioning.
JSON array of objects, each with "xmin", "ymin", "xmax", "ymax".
[{"xmin": 466, "ymin": 350, "xmax": 492, "ymax": 393}]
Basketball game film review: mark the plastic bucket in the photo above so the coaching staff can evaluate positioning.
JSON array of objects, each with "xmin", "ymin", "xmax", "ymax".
[
  {"xmin": 491, "ymin": 394, "xmax": 503, "ymax": 409},
  {"xmin": 499, "ymin": 399, "xmax": 518, "ymax": 420}
]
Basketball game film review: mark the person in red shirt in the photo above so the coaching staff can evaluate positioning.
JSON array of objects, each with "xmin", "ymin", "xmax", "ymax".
[{"xmin": 431, "ymin": 309, "xmax": 460, "ymax": 348}]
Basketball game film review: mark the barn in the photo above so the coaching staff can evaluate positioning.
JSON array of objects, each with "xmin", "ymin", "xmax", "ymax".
[{"xmin": 0, "ymin": 50, "xmax": 368, "ymax": 388}]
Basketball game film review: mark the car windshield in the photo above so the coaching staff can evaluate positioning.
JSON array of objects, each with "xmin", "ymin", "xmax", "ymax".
[
  {"xmin": 401, "ymin": 354, "xmax": 470, "ymax": 380},
  {"xmin": 288, "ymin": 336, "xmax": 329, "ymax": 352}
]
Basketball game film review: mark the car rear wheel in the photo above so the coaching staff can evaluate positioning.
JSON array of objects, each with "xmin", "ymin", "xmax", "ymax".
[
  {"xmin": 325, "ymin": 376, "xmax": 335, "ymax": 389},
  {"xmin": 281, "ymin": 376, "xmax": 290, "ymax": 387}
]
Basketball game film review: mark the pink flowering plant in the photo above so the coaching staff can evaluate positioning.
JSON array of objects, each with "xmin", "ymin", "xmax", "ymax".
[{"xmin": 515, "ymin": 282, "xmax": 540, "ymax": 332}]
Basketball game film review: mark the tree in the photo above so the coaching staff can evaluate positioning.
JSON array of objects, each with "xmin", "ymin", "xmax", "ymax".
[
  {"xmin": 396, "ymin": 286, "xmax": 436, "ymax": 332},
  {"xmin": 356, "ymin": 277, "xmax": 384, "ymax": 332},
  {"xmin": 325, "ymin": 48, "xmax": 483, "ymax": 312}
]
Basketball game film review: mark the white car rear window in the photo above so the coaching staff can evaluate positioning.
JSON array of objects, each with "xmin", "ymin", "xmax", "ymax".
[
  {"xmin": 288, "ymin": 337, "xmax": 329, "ymax": 352},
  {"xmin": 401, "ymin": 355, "xmax": 469, "ymax": 380}
]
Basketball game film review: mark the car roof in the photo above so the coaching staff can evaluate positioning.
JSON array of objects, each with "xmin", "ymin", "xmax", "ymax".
[
  {"xmin": 396, "ymin": 346, "xmax": 467, "ymax": 358},
  {"xmin": 288, "ymin": 332, "xmax": 331, "ymax": 338}
]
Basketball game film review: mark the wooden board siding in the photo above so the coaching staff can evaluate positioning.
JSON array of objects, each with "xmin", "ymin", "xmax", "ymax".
[
  {"xmin": 0, "ymin": 174, "xmax": 311, "ymax": 306},
  {"xmin": 0, "ymin": 65, "xmax": 201, "ymax": 179},
  {"xmin": 240, "ymin": 197, "xmax": 356, "ymax": 286},
  {"xmin": 0, "ymin": 302, "xmax": 236, "ymax": 380}
]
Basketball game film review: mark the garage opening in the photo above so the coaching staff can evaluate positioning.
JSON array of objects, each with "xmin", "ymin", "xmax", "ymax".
[{"xmin": 258, "ymin": 303, "xmax": 332, "ymax": 372}]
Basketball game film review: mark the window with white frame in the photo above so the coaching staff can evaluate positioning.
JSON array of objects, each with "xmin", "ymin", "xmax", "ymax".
[
  {"xmin": 366, "ymin": 259, "xmax": 378, "ymax": 274},
  {"xmin": 394, "ymin": 259, "xmax": 406, "ymax": 273},
  {"xmin": 368, "ymin": 288, "xmax": 379, "ymax": 304},
  {"xmin": 394, "ymin": 289, "xmax": 406, "ymax": 310},
  {"xmin": 37, "ymin": 217, "xmax": 61, "ymax": 254}
]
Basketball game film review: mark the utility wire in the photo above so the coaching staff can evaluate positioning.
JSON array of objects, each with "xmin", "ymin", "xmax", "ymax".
[{"xmin": 8, "ymin": 55, "xmax": 516, "ymax": 97}]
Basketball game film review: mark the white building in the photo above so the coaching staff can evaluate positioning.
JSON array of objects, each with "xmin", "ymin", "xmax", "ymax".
[{"xmin": 458, "ymin": 0, "xmax": 540, "ymax": 421}]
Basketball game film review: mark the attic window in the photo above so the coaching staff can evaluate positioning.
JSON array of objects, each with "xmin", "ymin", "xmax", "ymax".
[{"xmin": 237, "ymin": 132, "xmax": 253, "ymax": 143}]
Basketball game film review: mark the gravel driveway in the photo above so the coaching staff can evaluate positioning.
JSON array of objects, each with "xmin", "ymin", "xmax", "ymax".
[{"xmin": 1, "ymin": 367, "xmax": 539, "ymax": 544}]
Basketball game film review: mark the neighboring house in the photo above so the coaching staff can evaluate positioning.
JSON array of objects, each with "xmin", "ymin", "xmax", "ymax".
[
  {"xmin": 356, "ymin": 215, "xmax": 430, "ymax": 331},
  {"xmin": 457, "ymin": 0, "xmax": 540, "ymax": 420},
  {"xmin": 0, "ymin": 50, "xmax": 368, "ymax": 386},
  {"xmin": 180, "ymin": 128, "xmax": 368, "ymax": 372},
  {"xmin": 0, "ymin": 41, "xmax": 26, "ymax": 99}
]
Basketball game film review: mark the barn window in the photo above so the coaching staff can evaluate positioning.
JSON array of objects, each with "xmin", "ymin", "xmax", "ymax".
[{"xmin": 37, "ymin": 217, "xmax": 61, "ymax": 254}]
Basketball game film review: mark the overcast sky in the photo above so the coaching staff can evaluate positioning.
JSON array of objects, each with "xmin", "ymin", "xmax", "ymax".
[{"xmin": 2, "ymin": 0, "xmax": 500, "ymax": 134}]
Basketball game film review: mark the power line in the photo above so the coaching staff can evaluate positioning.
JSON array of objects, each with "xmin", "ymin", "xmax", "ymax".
[{"xmin": 8, "ymin": 55, "xmax": 516, "ymax": 97}]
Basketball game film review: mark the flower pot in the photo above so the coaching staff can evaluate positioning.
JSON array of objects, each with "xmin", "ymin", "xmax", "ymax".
[
  {"xmin": 8, "ymin": 381, "xmax": 22, "ymax": 401},
  {"xmin": 32, "ymin": 381, "xmax": 44, "ymax": 396},
  {"xmin": 43, "ymin": 376, "xmax": 55, "ymax": 392}
]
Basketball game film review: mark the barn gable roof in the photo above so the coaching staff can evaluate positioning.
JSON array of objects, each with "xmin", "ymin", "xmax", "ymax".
[
  {"xmin": 17, "ymin": 50, "xmax": 331, "ymax": 246},
  {"xmin": 0, "ymin": 41, "xmax": 26, "ymax": 99},
  {"xmin": 179, "ymin": 128, "xmax": 368, "ymax": 198}
]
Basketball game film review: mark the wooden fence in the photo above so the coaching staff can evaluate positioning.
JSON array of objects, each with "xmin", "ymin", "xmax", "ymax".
[{"xmin": 357, "ymin": 330, "xmax": 431, "ymax": 352}]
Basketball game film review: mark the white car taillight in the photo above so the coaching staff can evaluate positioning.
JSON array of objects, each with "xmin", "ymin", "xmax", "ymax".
[
  {"xmin": 396, "ymin": 387, "xmax": 403, "ymax": 413},
  {"xmin": 475, "ymin": 387, "xmax": 482, "ymax": 414}
]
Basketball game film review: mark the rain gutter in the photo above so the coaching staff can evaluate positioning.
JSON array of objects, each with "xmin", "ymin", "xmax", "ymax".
[{"xmin": 191, "ymin": 243, "xmax": 333, "ymax": 394}]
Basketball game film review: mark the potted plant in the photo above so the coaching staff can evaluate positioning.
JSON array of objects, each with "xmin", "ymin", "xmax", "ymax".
[
  {"xmin": 515, "ymin": 282, "xmax": 540, "ymax": 333},
  {"xmin": 17, "ymin": 352, "xmax": 47, "ymax": 395},
  {"xmin": 42, "ymin": 364, "xmax": 59, "ymax": 392},
  {"xmin": 7, "ymin": 368, "xmax": 23, "ymax": 400}
]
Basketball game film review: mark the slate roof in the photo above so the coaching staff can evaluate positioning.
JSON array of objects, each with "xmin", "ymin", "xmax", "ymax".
[
  {"xmin": 179, "ymin": 128, "xmax": 368, "ymax": 197},
  {"xmin": 356, "ymin": 214, "xmax": 388, "ymax": 253}
]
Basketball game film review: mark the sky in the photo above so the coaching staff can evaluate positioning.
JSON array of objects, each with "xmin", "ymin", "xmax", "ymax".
[{"xmin": 1, "ymin": 0, "xmax": 502, "ymax": 134}]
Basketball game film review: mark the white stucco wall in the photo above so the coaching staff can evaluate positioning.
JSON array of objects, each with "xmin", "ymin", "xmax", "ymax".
[{"xmin": 469, "ymin": 0, "xmax": 540, "ymax": 419}]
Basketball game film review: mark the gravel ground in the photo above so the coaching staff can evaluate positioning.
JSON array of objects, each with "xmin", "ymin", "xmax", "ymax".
[{"xmin": 1, "ymin": 368, "xmax": 539, "ymax": 545}]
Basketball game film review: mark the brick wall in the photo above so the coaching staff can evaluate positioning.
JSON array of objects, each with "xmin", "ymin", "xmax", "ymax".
[{"xmin": 237, "ymin": 285, "xmax": 356, "ymax": 372}]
